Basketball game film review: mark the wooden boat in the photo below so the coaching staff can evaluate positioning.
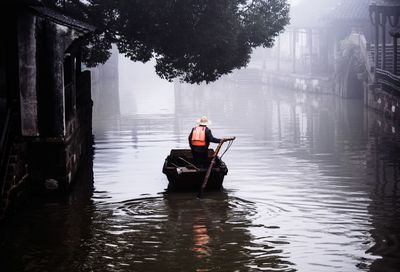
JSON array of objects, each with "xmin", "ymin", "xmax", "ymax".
[{"xmin": 162, "ymin": 149, "xmax": 228, "ymax": 191}]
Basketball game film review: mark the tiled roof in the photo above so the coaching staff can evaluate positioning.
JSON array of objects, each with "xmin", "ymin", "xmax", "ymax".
[
  {"xmin": 29, "ymin": 6, "xmax": 95, "ymax": 33},
  {"xmin": 290, "ymin": 0, "xmax": 370, "ymax": 28},
  {"xmin": 327, "ymin": 0, "xmax": 370, "ymax": 22},
  {"xmin": 371, "ymin": 0, "xmax": 400, "ymax": 6}
]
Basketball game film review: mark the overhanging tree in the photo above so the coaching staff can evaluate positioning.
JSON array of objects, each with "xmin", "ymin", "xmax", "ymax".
[{"xmin": 42, "ymin": 0, "xmax": 290, "ymax": 83}]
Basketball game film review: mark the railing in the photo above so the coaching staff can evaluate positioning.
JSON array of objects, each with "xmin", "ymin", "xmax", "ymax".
[
  {"xmin": 376, "ymin": 68, "xmax": 400, "ymax": 94},
  {"xmin": 370, "ymin": 44, "xmax": 400, "ymax": 74}
]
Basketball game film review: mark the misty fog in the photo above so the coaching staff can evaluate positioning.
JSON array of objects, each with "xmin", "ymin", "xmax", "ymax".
[{"xmin": 2, "ymin": 0, "xmax": 400, "ymax": 271}]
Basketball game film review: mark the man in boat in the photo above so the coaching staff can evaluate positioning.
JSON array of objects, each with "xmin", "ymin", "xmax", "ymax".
[{"xmin": 188, "ymin": 116, "xmax": 221, "ymax": 169}]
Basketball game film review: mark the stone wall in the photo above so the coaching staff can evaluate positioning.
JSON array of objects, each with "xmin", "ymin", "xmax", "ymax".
[
  {"xmin": 367, "ymin": 85, "xmax": 400, "ymax": 120},
  {"xmin": 0, "ymin": 7, "xmax": 94, "ymax": 218},
  {"xmin": 28, "ymin": 71, "xmax": 93, "ymax": 195}
]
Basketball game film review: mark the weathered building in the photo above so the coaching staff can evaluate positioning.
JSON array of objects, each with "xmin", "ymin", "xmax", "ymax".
[
  {"xmin": 262, "ymin": 0, "xmax": 371, "ymax": 97},
  {"xmin": 367, "ymin": 0, "xmax": 400, "ymax": 119},
  {"xmin": 269, "ymin": 0, "xmax": 400, "ymax": 117},
  {"xmin": 0, "ymin": 2, "xmax": 94, "ymax": 217}
]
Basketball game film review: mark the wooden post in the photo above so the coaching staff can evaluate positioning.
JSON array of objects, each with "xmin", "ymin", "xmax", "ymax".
[
  {"xmin": 373, "ymin": 7, "xmax": 379, "ymax": 70},
  {"xmin": 381, "ymin": 12, "xmax": 387, "ymax": 70},
  {"xmin": 18, "ymin": 12, "xmax": 39, "ymax": 136},
  {"xmin": 276, "ymin": 35, "xmax": 281, "ymax": 72},
  {"xmin": 370, "ymin": 4, "xmax": 379, "ymax": 81},
  {"xmin": 292, "ymin": 29, "xmax": 296, "ymax": 73},
  {"xmin": 308, "ymin": 28, "xmax": 313, "ymax": 74},
  {"xmin": 277, "ymin": 100, "xmax": 281, "ymax": 140},
  {"xmin": 387, "ymin": 6, "xmax": 400, "ymax": 75},
  {"xmin": 394, "ymin": 35, "xmax": 398, "ymax": 75}
]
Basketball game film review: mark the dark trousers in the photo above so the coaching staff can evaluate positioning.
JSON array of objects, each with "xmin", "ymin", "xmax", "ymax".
[{"xmin": 191, "ymin": 149, "xmax": 208, "ymax": 169}]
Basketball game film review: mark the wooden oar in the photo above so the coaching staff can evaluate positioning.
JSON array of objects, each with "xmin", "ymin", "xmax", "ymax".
[
  {"xmin": 197, "ymin": 137, "xmax": 235, "ymax": 198},
  {"xmin": 178, "ymin": 156, "xmax": 200, "ymax": 170}
]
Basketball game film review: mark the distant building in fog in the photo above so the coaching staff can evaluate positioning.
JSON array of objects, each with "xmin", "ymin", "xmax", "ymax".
[
  {"xmin": 270, "ymin": 0, "xmax": 370, "ymax": 77},
  {"xmin": 261, "ymin": 0, "xmax": 400, "ymax": 120},
  {"xmin": 91, "ymin": 45, "xmax": 120, "ymax": 120},
  {"xmin": 118, "ymin": 59, "xmax": 174, "ymax": 115}
]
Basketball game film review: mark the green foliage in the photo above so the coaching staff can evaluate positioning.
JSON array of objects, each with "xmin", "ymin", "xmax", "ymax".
[{"xmin": 45, "ymin": 0, "xmax": 289, "ymax": 83}]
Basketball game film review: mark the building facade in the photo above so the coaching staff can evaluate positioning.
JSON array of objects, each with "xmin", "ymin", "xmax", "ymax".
[{"xmin": 0, "ymin": 3, "xmax": 94, "ymax": 217}]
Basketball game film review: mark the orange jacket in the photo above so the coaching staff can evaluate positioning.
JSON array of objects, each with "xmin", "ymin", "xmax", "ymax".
[{"xmin": 191, "ymin": 126, "xmax": 206, "ymax": 146}]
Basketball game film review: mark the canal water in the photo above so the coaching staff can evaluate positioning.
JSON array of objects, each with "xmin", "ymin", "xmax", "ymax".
[{"xmin": 1, "ymin": 81, "xmax": 400, "ymax": 272}]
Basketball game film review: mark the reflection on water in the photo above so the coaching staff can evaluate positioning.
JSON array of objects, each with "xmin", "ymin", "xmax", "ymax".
[
  {"xmin": 82, "ymin": 193, "xmax": 293, "ymax": 272},
  {"xmin": 1, "ymin": 82, "xmax": 400, "ymax": 271}
]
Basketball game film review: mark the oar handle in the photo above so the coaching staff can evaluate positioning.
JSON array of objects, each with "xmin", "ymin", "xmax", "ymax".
[
  {"xmin": 214, "ymin": 137, "xmax": 235, "ymax": 155},
  {"xmin": 222, "ymin": 136, "xmax": 236, "ymax": 142},
  {"xmin": 197, "ymin": 136, "xmax": 236, "ymax": 198}
]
